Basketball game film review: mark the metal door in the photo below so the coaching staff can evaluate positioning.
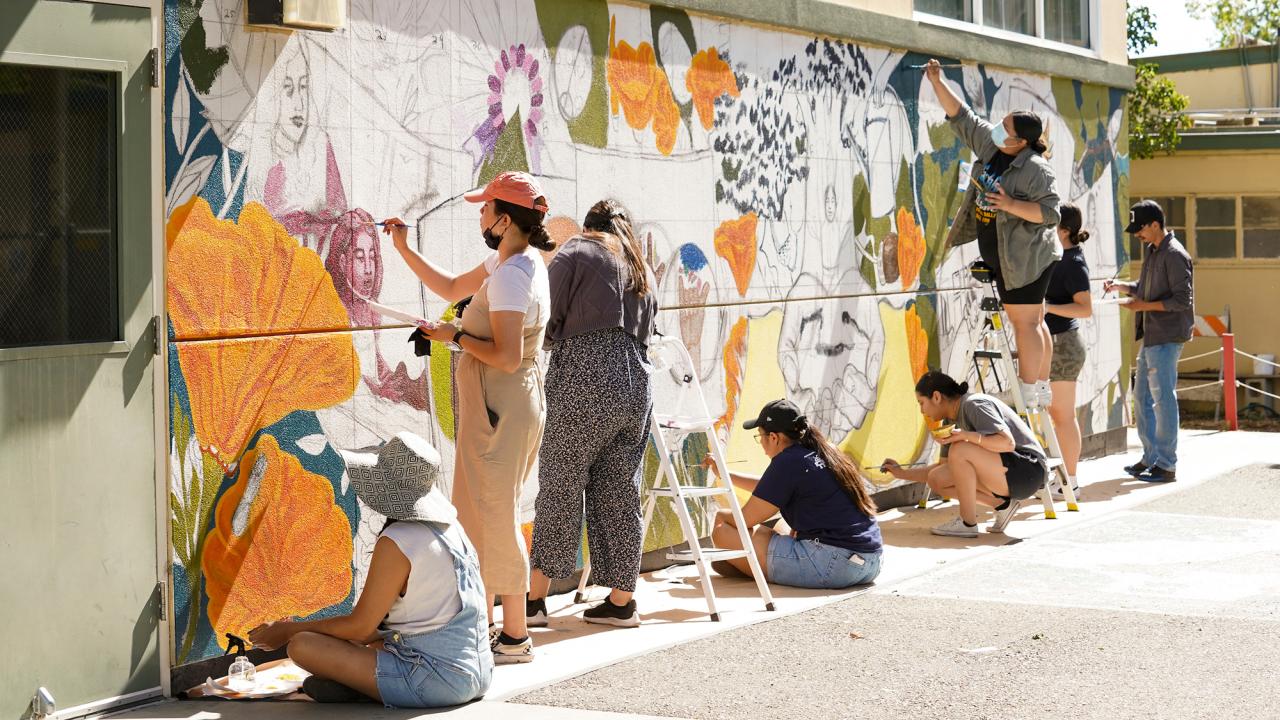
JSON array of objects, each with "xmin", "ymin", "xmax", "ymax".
[{"xmin": 0, "ymin": 1, "xmax": 161, "ymax": 716}]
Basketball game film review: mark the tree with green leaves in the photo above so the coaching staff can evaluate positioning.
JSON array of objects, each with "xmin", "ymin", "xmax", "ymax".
[
  {"xmin": 1188, "ymin": 0, "xmax": 1280, "ymax": 46},
  {"xmin": 1127, "ymin": 4, "xmax": 1193, "ymax": 159}
]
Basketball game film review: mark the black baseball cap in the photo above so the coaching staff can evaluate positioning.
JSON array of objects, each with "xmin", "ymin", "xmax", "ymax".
[
  {"xmin": 742, "ymin": 399, "xmax": 806, "ymax": 433},
  {"xmin": 1125, "ymin": 200, "xmax": 1164, "ymax": 234}
]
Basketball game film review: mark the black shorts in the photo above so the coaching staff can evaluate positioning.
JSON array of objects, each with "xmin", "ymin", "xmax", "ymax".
[
  {"xmin": 1000, "ymin": 449, "xmax": 1047, "ymax": 499},
  {"xmin": 992, "ymin": 261, "xmax": 1057, "ymax": 305}
]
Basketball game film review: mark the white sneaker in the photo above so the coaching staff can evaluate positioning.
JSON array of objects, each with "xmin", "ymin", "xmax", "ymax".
[
  {"xmin": 1019, "ymin": 382, "xmax": 1041, "ymax": 409},
  {"xmin": 931, "ymin": 516, "xmax": 979, "ymax": 538},
  {"xmin": 1036, "ymin": 381, "xmax": 1053, "ymax": 408},
  {"xmin": 1050, "ymin": 482, "xmax": 1081, "ymax": 501},
  {"xmin": 988, "ymin": 498, "xmax": 1023, "ymax": 533}
]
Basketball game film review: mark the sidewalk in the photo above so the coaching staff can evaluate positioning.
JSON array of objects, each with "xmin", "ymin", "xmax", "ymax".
[{"xmin": 111, "ymin": 429, "xmax": 1278, "ymax": 719}]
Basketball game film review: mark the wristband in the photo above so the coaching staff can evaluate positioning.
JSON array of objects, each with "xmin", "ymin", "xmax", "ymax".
[{"xmin": 452, "ymin": 329, "xmax": 466, "ymax": 345}]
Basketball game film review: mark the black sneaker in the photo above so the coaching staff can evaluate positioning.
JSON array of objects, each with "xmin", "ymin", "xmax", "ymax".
[
  {"xmin": 303, "ymin": 676, "xmax": 374, "ymax": 703},
  {"xmin": 582, "ymin": 598, "xmax": 640, "ymax": 628},
  {"xmin": 1137, "ymin": 466, "xmax": 1176, "ymax": 482},
  {"xmin": 526, "ymin": 596, "xmax": 548, "ymax": 628},
  {"xmin": 1123, "ymin": 461, "xmax": 1150, "ymax": 477}
]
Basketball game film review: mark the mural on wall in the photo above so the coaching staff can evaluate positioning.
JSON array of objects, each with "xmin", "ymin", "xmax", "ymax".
[{"xmin": 164, "ymin": 0, "xmax": 1130, "ymax": 663}]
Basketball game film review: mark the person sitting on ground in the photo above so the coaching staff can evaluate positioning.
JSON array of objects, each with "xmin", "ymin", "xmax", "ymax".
[
  {"xmin": 884, "ymin": 371, "xmax": 1047, "ymax": 538},
  {"xmin": 706, "ymin": 399, "xmax": 882, "ymax": 589},
  {"xmin": 247, "ymin": 433, "xmax": 492, "ymax": 708}
]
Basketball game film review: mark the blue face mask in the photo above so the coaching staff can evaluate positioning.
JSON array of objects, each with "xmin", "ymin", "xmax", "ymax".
[{"xmin": 990, "ymin": 123, "xmax": 1010, "ymax": 148}]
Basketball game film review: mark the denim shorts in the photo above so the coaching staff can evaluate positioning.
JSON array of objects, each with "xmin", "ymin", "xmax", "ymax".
[
  {"xmin": 766, "ymin": 534, "xmax": 882, "ymax": 589},
  {"xmin": 376, "ymin": 633, "xmax": 490, "ymax": 709}
]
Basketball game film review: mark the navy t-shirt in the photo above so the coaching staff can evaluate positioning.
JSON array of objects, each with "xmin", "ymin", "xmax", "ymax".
[
  {"xmin": 1045, "ymin": 245, "xmax": 1090, "ymax": 334},
  {"xmin": 752, "ymin": 445, "xmax": 883, "ymax": 555}
]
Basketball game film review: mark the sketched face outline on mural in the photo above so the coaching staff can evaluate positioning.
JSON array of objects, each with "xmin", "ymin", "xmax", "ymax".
[{"xmin": 274, "ymin": 44, "xmax": 311, "ymax": 153}]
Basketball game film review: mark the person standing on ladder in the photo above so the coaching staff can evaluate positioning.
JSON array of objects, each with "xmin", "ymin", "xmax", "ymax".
[
  {"xmin": 1105, "ymin": 200, "xmax": 1195, "ymax": 483},
  {"xmin": 1044, "ymin": 203, "xmax": 1093, "ymax": 498},
  {"xmin": 925, "ymin": 58, "xmax": 1062, "ymax": 408}
]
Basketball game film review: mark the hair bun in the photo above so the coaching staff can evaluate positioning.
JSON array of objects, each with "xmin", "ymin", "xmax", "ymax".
[
  {"xmin": 957, "ymin": 381, "xmax": 970, "ymax": 394},
  {"xmin": 1076, "ymin": 230, "xmax": 1090, "ymax": 243}
]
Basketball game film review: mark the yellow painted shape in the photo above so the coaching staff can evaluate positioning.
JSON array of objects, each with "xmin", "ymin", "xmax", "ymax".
[
  {"xmin": 840, "ymin": 302, "xmax": 930, "ymax": 485},
  {"xmin": 723, "ymin": 311, "xmax": 786, "ymax": 504}
]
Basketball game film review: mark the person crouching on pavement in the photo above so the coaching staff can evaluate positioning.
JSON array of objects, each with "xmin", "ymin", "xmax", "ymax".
[
  {"xmin": 884, "ymin": 372, "xmax": 1047, "ymax": 537},
  {"xmin": 248, "ymin": 433, "xmax": 492, "ymax": 708},
  {"xmin": 706, "ymin": 399, "xmax": 882, "ymax": 589}
]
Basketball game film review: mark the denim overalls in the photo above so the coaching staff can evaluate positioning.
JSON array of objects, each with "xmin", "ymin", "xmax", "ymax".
[{"xmin": 375, "ymin": 522, "xmax": 494, "ymax": 708}]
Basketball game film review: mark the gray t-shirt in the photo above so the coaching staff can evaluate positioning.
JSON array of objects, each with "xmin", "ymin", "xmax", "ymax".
[
  {"xmin": 544, "ymin": 235, "xmax": 658, "ymax": 348},
  {"xmin": 943, "ymin": 393, "xmax": 1045, "ymax": 460}
]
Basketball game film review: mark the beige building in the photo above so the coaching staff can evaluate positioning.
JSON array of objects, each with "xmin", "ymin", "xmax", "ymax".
[{"xmin": 1131, "ymin": 45, "xmax": 1280, "ymax": 396}]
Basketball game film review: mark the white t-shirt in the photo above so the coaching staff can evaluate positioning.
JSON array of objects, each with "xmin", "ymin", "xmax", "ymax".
[
  {"xmin": 379, "ymin": 522, "xmax": 463, "ymax": 636},
  {"xmin": 483, "ymin": 248, "xmax": 550, "ymax": 329}
]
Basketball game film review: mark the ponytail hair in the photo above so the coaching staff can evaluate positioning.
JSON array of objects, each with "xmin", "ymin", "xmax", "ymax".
[
  {"xmin": 1011, "ymin": 110, "xmax": 1049, "ymax": 156},
  {"xmin": 494, "ymin": 197, "xmax": 556, "ymax": 252},
  {"xmin": 1058, "ymin": 202, "xmax": 1090, "ymax": 245},
  {"xmin": 581, "ymin": 199, "xmax": 652, "ymax": 296},
  {"xmin": 915, "ymin": 370, "xmax": 969, "ymax": 399},
  {"xmin": 778, "ymin": 422, "xmax": 877, "ymax": 517}
]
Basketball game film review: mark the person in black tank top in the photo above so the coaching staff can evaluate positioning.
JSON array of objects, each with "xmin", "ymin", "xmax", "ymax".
[{"xmin": 1044, "ymin": 203, "xmax": 1093, "ymax": 496}]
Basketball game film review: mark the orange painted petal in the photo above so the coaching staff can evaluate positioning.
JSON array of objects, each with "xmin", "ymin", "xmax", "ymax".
[
  {"xmin": 896, "ymin": 208, "xmax": 926, "ymax": 290},
  {"xmin": 905, "ymin": 304, "xmax": 929, "ymax": 385},
  {"xmin": 203, "ymin": 435, "xmax": 353, "ymax": 648},
  {"xmin": 715, "ymin": 316, "xmax": 749, "ymax": 434},
  {"xmin": 713, "ymin": 213, "xmax": 758, "ymax": 297},
  {"xmin": 686, "ymin": 47, "xmax": 739, "ymax": 131}
]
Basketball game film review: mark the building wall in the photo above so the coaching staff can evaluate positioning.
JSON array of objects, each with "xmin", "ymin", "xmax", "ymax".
[
  {"xmin": 1132, "ymin": 150, "xmax": 1280, "ymax": 371},
  {"xmin": 163, "ymin": 0, "xmax": 1131, "ymax": 665}
]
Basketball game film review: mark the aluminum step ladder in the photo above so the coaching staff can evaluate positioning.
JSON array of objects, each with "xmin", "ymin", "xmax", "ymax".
[
  {"xmin": 575, "ymin": 335, "xmax": 776, "ymax": 621},
  {"xmin": 963, "ymin": 262, "xmax": 1077, "ymax": 524}
]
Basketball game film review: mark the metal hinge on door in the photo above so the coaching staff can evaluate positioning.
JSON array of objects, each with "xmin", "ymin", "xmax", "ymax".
[
  {"xmin": 152, "ymin": 315, "xmax": 164, "ymax": 357},
  {"xmin": 147, "ymin": 48, "xmax": 160, "ymax": 88},
  {"xmin": 157, "ymin": 581, "xmax": 167, "ymax": 621}
]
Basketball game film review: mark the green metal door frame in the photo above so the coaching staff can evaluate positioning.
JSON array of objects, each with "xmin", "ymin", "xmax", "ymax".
[{"xmin": 0, "ymin": 1, "xmax": 169, "ymax": 716}]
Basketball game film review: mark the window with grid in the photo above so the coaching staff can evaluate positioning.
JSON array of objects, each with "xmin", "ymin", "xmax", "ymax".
[
  {"xmin": 0, "ymin": 63, "xmax": 118, "ymax": 349},
  {"xmin": 1194, "ymin": 197, "xmax": 1237, "ymax": 259},
  {"xmin": 1243, "ymin": 196, "xmax": 1280, "ymax": 259},
  {"xmin": 916, "ymin": 0, "xmax": 1091, "ymax": 49}
]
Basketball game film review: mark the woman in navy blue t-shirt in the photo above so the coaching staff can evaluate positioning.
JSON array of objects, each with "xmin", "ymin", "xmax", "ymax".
[{"xmin": 706, "ymin": 399, "xmax": 882, "ymax": 589}]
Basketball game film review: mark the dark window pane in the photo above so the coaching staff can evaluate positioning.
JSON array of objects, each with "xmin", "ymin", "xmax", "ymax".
[
  {"xmin": 918, "ymin": 0, "xmax": 972, "ymax": 21},
  {"xmin": 1244, "ymin": 229, "xmax": 1280, "ymax": 258},
  {"xmin": 1196, "ymin": 197, "xmax": 1236, "ymax": 227},
  {"xmin": 0, "ymin": 63, "xmax": 118, "ymax": 349},
  {"xmin": 1195, "ymin": 229, "xmax": 1236, "ymax": 258},
  {"xmin": 1045, "ymin": 0, "xmax": 1089, "ymax": 46},
  {"xmin": 1147, "ymin": 196, "xmax": 1186, "ymax": 228},
  {"xmin": 984, "ymin": 0, "xmax": 1035, "ymax": 35},
  {"xmin": 1243, "ymin": 196, "xmax": 1280, "ymax": 227}
]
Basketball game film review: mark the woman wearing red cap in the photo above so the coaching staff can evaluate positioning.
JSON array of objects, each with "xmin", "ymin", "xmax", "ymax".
[{"xmin": 383, "ymin": 170, "xmax": 554, "ymax": 664}]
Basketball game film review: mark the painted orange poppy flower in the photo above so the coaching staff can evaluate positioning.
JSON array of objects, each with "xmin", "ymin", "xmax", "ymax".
[
  {"xmin": 686, "ymin": 47, "xmax": 739, "ymax": 130},
  {"xmin": 202, "ymin": 435, "xmax": 353, "ymax": 648},
  {"xmin": 714, "ymin": 213, "xmax": 758, "ymax": 297},
  {"xmin": 168, "ymin": 198, "xmax": 358, "ymax": 470},
  {"xmin": 607, "ymin": 16, "xmax": 681, "ymax": 155},
  {"xmin": 896, "ymin": 208, "xmax": 926, "ymax": 290},
  {"xmin": 905, "ymin": 304, "xmax": 929, "ymax": 387},
  {"xmin": 716, "ymin": 316, "xmax": 749, "ymax": 434}
]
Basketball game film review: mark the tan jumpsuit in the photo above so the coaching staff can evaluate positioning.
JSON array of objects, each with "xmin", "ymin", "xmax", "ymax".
[{"xmin": 451, "ymin": 264, "xmax": 546, "ymax": 597}]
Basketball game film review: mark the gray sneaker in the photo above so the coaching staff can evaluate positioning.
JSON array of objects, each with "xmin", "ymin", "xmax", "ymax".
[{"xmin": 526, "ymin": 597, "xmax": 549, "ymax": 628}]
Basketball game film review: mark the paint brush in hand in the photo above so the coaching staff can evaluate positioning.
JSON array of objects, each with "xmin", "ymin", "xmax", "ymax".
[
  {"xmin": 363, "ymin": 221, "xmax": 415, "ymax": 230},
  {"xmin": 907, "ymin": 63, "xmax": 963, "ymax": 69}
]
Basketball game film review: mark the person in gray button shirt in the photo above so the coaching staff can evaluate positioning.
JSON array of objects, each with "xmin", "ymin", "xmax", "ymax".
[{"xmin": 1105, "ymin": 200, "xmax": 1194, "ymax": 483}]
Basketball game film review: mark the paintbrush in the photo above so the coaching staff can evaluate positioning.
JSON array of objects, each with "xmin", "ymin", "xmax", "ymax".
[
  {"xmin": 907, "ymin": 63, "xmax": 964, "ymax": 69},
  {"xmin": 364, "ymin": 221, "xmax": 415, "ymax": 230},
  {"xmin": 863, "ymin": 462, "xmax": 931, "ymax": 471}
]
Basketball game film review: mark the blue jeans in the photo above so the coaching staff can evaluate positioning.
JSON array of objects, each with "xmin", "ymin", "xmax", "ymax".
[
  {"xmin": 766, "ymin": 534, "xmax": 882, "ymax": 589},
  {"xmin": 1135, "ymin": 342, "xmax": 1183, "ymax": 471}
]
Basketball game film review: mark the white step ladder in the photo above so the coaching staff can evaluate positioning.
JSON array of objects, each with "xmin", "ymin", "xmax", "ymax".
[
  {"xmin": 575, "ymin": 335, "xmax": 776, "ymax": 621},
  {"xmin": 964, "ymin": 262, "xmax": 1077, "ymax": 522}
]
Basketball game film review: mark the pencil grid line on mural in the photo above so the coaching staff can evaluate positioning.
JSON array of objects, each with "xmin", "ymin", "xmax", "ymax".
[{"xmin": 162, "ymin": 0, "xmax": 1130, "ymax": 664}]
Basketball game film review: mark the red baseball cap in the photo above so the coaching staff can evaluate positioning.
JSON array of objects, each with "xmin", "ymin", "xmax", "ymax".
[{"xmin": 463, "ymin": 171, "xmax": 549, "ymax": 213}]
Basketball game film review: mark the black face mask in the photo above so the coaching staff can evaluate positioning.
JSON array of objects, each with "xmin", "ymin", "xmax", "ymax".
[{"xmin": 482, "ymin": 217, "xmax": 504, "ymax": 250}]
